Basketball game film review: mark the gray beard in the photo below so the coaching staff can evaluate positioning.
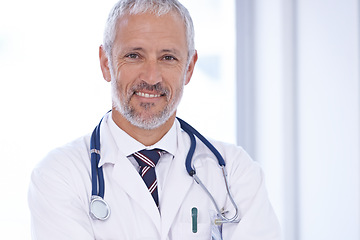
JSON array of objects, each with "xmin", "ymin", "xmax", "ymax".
[{"xmin": 110, "ymin": 73, "xmax": 184, "ymax": 130}]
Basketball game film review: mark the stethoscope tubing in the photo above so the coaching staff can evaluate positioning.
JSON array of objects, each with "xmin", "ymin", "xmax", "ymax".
[
  {"xmin": 177, "ymin": 117, "xmax": 239, "ymax": 224},
  {"xmin": 90, "ymin": 117, "xmax": 105, "ymax": 198},
  {"xmin": 89, "ymin": 113, "xmax": 240, "ymax": 224},
  {"xmin": 177, "ymin": 117, "xmax": 226, "ymax": 177}
]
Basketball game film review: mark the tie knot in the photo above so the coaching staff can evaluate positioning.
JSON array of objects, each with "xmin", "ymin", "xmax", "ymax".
[{"xmin": 133, "ymin": 149, "xmax": 162, "ymax": 168}]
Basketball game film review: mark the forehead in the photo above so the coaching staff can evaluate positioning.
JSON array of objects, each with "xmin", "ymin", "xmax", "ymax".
[{"xmin": 113, "ymin": 12, "xmax": 187, "ymax": 52}]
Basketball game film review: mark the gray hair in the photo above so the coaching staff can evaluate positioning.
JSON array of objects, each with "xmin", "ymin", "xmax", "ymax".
[{"xmin": 103, "ymin": 0, "xmax": 195, "ymax": 62}]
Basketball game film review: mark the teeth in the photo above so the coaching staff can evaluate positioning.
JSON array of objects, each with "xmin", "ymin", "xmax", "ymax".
[{"xmin": 135, "ymin": 92, "xmax": 161, "ymax": 98}]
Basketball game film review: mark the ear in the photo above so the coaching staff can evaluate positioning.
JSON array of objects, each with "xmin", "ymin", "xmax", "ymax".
[
  {"xmin": 99, "ymin": 45, "xmax": 112, "ymax": 82},
  {"xmin": 184, "ymin": 50, "xmax": 198, "ymax": 85}
]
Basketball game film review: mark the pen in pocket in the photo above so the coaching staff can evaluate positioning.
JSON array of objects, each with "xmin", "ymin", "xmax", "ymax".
[{"xmin": 191, "ymin": 207, "xmax": 198, "ymax": 233}]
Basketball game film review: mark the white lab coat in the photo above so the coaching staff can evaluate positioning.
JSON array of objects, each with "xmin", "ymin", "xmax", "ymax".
[{"xmin": 28, "ymin": 117, "xmax": 281, "ymax": 240}]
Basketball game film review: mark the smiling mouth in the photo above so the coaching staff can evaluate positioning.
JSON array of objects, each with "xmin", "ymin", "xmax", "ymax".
[{"xmin": 135, "ymin": 91, "xmax": 163, "ymax": 98}]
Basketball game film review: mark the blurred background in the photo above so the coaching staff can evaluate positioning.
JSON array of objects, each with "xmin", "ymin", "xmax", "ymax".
[{"xmin": 0, "ymin": 0, "xmax": 358, "ymax": 239}]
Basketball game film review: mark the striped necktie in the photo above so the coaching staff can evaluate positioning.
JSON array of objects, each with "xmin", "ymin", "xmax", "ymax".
[{"xmin": 132, "ymin": 149, "xmax": 162, "ymax": 207}]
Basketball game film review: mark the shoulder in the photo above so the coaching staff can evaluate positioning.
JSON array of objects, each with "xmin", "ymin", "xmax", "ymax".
[
  {"xmin": 197, "ymin": 137, "xmax": 254, "ymax": 166},
  {"xmin": 176, "ymin": 120, "xmax": 257, "ymax": 173},
  {"xmin": 31, "ymin": 134, "xmax": 91, "ymax": 182},
  {"xmin": 196, "ymin": 137, "xmax": 262, "ymax": 179},
  {"xmin": 209, "ymin": 139, "xmax": 250, "ymax": 159}
]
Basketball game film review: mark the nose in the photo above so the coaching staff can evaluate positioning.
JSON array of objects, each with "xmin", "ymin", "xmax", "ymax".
[{"xmin": 139, "ymin": 60, "xmax": 162, "ymax": 85}]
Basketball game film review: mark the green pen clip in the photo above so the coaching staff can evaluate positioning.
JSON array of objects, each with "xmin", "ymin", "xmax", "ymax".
[{"xmin": 191, "ymin": 207, "xmax": 198, "ymax": 233}]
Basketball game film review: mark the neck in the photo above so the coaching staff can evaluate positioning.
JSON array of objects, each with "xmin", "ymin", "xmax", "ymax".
[{"xmin": 111, "ymin": 109, "xmax": 176, "ymax": 146}]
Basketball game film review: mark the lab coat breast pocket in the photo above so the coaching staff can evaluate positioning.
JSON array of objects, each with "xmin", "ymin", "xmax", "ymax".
[
  {"xmin": 167, "ymin": 189, "xmax": 213, "ymax": 240},
  {"xmin": 168, "ymin": 188, "xmax": 215, "ymax": 239},
  {"xmin": 170, "ymin": 222, "xmax": 210, "ymax": 240}
]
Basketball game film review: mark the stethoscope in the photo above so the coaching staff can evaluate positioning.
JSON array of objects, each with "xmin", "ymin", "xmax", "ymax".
[{"xmin": 89, "ymin": 113, "xmax": 240, "ymax": 225}]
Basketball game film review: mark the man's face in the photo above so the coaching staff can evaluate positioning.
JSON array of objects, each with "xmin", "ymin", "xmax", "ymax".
[{"xmin": 106, "ymin": 12, "xmax": 196, "ymax": 129}]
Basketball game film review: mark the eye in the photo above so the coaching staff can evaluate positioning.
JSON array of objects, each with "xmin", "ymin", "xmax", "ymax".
[
  {"xmin": 163, "ymin": 55, "xmax": 177, "ymax": 61},
  {"xmin": 125, "ymin": 53, "xmax": 139, "ymax": 59}
]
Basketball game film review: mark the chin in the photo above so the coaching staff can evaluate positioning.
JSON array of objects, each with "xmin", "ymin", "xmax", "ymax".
[{"xmin": 129, "ymin": 111, "xmax": 174, "ymax": 130}]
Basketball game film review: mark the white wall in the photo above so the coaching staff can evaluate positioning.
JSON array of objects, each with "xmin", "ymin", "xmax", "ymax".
[
  {"xmin": 236, "ymin": 0, "xmax": 360, "ymax": 239},
  {"xmin": 0, "ymin": 0, "xmax": 236, "ymax": 239}
]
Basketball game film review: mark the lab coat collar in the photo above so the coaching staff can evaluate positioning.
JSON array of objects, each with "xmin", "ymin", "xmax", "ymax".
[
  {"xmin": 97, "ymin": 113, "xmax": 117, "ymax": 167},
  {"xmin": 112, "ymin": 150, "xmax": 162, "ymax": 231},
  {"xmin": 97, "ymin": 112, "xmax": 176, "ymax": 167},
  {"xmin": 107, "ymin": 112, "xmax": 177, "ymax": 156},
  {"xmin": 97, "ymin": 113, "xmax": 162, "ymax": 230}
]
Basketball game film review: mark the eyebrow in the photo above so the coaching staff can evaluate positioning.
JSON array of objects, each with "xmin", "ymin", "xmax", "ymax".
[
  {"xmin": 128, "ymin": 47, "xmax": 144, "ymax": 52},
  {"xmin": 125, "ymin": 47, "xmax": 180, "ymax": 53},
  {"xmin": 161, "ymin": 49, "xmax": 179, "ymax": 54}
]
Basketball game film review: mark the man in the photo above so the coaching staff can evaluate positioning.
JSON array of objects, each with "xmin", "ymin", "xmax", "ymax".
[{"xmin": 28, "ymin": 0, "xmax": 281, "ymax": 239}]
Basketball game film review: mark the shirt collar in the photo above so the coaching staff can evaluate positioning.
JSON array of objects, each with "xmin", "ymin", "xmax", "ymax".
[{"xmin": 107, "ymin": 112, "xmax": 178, "ymax": 157}]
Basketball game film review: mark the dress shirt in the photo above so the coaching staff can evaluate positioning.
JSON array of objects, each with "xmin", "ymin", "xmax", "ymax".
[{"xmin": 107, "ymin": 113, "xmax": 177, "ymax": 202}]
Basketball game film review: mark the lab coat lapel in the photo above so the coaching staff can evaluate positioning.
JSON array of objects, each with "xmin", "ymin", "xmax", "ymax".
[
  {"xmin": 100, "ymin": 120, "xmax": 161, "ymax": 232},
  {"xmin": 160, "ymin": 129, "xmax": 194, "ymax": 239},
  {"xmin": 111, "ymin": 153, "xmax": 161, "ymax": 230}
]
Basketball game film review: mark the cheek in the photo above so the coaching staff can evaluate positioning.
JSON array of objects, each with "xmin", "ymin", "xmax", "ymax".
[
  {"xmin": 163, "ymin": 66, "xmax": 186, "ymax": 85},
  {"xmin": 112, "ymin": 58, "xmax": 138, "ymax": 81},
  {"xmin": 112, "ymin": 68, "xmax": 136, "ymax": 94},
  {"xmin": 167, "ymin": 75, "xmax": 186, "ymax": 100}
]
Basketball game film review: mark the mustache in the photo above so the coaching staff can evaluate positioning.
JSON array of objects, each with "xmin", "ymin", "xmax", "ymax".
[{"xmin": 131, "ymin": 81, "xmax": 169, "ymax": 96}]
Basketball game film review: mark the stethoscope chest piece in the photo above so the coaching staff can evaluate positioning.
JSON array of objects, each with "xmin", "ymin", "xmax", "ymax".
[{"xmin": 89, "ymin": 195, "xmax": 110, "ymax": 221}]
